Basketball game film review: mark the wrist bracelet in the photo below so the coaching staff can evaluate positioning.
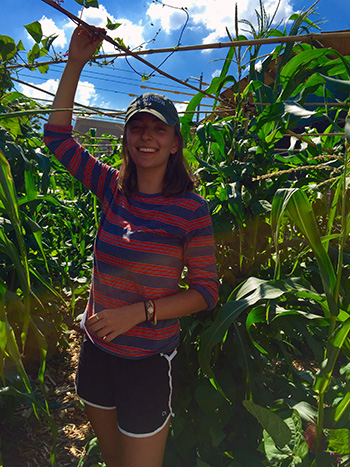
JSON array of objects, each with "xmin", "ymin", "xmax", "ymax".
[
  {"xmin": 151, "ymin": 300, "xmax": 157, "ymax": 326},
  {"xmin": 144, "ymin": 299, "xmax": 157, "ymax": 325}
]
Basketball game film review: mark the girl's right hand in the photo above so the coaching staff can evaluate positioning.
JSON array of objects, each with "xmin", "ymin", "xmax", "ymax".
[{"xmin": 68, "ymin": 25, "xmax": 105, "ymax": 66}]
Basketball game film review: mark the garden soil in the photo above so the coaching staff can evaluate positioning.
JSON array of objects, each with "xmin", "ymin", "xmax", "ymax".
[{"xmin": 0, "ymin": 328, "xmax": 95, "ymax": 467}]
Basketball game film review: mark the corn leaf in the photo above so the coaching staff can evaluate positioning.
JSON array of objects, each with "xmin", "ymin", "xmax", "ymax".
[
  {"xmin": 24, "ymin": 167, "xmax": 38, "ymax": 202},
  {"xmin": 0, "ymin": 149, "xmax": 20, "ymax": 220},
  {"xmin": 0, "ymin": 150, "xmax": 30, "ymax": 286},
  {"xmin": 318, "ymin": 74, "xmax": 350, "ymax": 95},
  {"xmin": 325, "ymin": 176, "xmax": 343, "ymax": 251},
  {"xmin": 271, "ymin": 187, "xmax": 298, "ymax": 279},
  {"xmin": 0, "ymin": 229, "xmax": 30, "ymax": 296},
  {"xmin": 334, "ymin": 388, "xmax": 350, "ymax": 423},
  {"xmin": 345, "ymin": 118, "xmax": 350, "ymax": 145},
  {"xmin": 273, "ymin": 188, "xmax": 337, "ymax": 316},
  {"xmin": 315, "ymin": 317, "xmax": 350, "ymax": 394},
  {"xmin": 199, "ymin": 278, "xmax": 290, "ymax": 379},
  {"xmin": 5, "ymin": 317, "xmax": 32, "ymax": 394}
]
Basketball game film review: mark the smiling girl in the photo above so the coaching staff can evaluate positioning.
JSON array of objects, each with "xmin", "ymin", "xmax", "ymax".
[{"xmin": 44, "ymin": 26, "xmax": 218, "ymax": 467}]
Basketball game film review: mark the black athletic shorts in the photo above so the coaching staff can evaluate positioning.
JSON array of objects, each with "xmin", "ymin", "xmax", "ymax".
[{"xmin": 75, "ymin": 335, "xmax": 178, "ymax": 438}]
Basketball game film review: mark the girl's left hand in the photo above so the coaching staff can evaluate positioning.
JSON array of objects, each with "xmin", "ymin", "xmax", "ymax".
[{"xmin": 86, "ymin": 303, "xmax": 143, "ymax": 342}]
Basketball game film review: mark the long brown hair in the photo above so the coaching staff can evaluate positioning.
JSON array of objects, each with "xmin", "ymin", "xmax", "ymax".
[{"xmin": 117, "ymin": 123, "xmax": 197, "ymax": 197}]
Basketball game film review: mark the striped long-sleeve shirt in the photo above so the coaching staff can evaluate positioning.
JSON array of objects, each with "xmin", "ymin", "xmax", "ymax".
[{"xmin": 44, "ymin": 124, "xmax": 219, "ymax": 359}]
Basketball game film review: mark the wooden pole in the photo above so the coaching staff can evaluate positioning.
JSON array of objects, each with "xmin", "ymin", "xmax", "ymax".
[{"xmin": 6, "ymin": 30, "xmax": 350, "ymax": 71}]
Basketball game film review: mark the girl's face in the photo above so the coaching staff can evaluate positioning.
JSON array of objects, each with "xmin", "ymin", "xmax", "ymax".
[{"xmin": 126, "ymin": 113, "xmax": 179, "ymax": 174}]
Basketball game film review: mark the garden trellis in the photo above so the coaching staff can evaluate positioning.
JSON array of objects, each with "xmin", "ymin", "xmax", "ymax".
[
  {"xmin": 40, "ymin": 0, "xmax": 227, "ymax": 103},
  {"xmin": 4, "ymin": 0, "xmax": 349, "ymax": 124},
  {"xmin": 6, "ymin": 29, "xmax": 350, "ymax": 70}
]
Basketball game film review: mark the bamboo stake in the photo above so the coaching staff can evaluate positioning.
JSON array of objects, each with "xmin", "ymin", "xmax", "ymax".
[
  {"xmin": 5, "ymin": 29, "xmax": 350, "ymax": 72},
  {"xmin": 252, "ymin": 162, "xmax": 340, "ymax": 182},
  {"xmin": 10, "ymin": 76, "xmax": 217, "ymax": 120},
  {"xmin": 11, "ymin": 76, "xmax": 349, "ymax": 132},
  {"xmin": 139, "ymin": 84, "xmax": 197, "ymax": 97},
  {"xmin": 286, "ymin": 129, "xmax": 335, "ymax": 155},
  {"xmin": 74, "ymin": 30, "xmax": 350, "ymax": 58},
  {"xmin": 11, "ymin": 75, "xmax": 216, "ymax": 111},
  {"xmin": 253, "ymin": 102, "xmax": 350, "ymax": 107}
]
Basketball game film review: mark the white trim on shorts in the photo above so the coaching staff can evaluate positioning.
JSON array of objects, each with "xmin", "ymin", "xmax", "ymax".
[
  {"xmin": 118, "ymin": 348, "xmax": 178, "ymax": 438},
  {"xmin": 118, "ymin": 413, "xmax": 172, "ymax": 438},
  {"xmin": 75, "ymin": 391, "xmax": 117, "ymax": 411}
]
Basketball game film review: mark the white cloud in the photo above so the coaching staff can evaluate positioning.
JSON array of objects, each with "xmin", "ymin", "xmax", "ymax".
[
  {"xmin": 18, "ymin": 78, "xmax": 99, "ymax": 106},
  {"xmin": 80, "ymin": 3, "xmax": 147, "ymax": 52},
  {"xmin": 147, "ymin": 0, "xmax": 294, "ymax": 44},
  {"xmin": 107, "ymin": 19, "xmax": 146, "ymax": 51},
  {"xmin": 18, "ymin": 78, "xmax": 59, "ymax": 100},
  {"xmin": 76, "ymin": 80, "xmax": 99, "ymax": 106},
  {"xmin": 147, "ymin": 2, "xmax": 189, "ymax": 34},
  {"xmin": 34, "ymin": 16, "xmax": 68, "ymax": 49},
  {"xmin": 174, "ymin": 102, "xmax": 187, "ymax": 115},
  {"xmin": 79, "ymin": 3, "xmax": 110, "ymax": 28},
  {"xmin": 34, "ymin": 4, "xmax": 147, "ymax": 55}
]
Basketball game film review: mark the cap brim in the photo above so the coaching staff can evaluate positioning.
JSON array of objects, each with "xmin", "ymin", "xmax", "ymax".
[{"xmin": 125, "ymin": 108, "xmax": 178, "ymax": 126}]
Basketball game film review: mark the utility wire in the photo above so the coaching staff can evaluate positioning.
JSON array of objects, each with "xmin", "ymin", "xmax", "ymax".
[
  {"xmin": 17, "ymin": 72, "xmax": 144, "ymax": 96},
  {"xmin": 15, "ymin": 73, "xmax": 212, "ymax": 106},
  {"xmin": 46, "ymin": 62, "xmax": 192, "ymax": 91},
  {"xmin": 10, "ymin": 77, "xmax": 214, "ymax": 120},
  {"xmin": 11, "ymin": 76, "xmax": 125, "ymax": 120}
]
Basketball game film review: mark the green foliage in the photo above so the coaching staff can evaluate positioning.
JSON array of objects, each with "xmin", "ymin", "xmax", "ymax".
[
  {"xmin": 0, "ymin": 29, "xmax": 106, "ymax": 460},
  {"xmin": 1, "ymin": 1, "xmax": 350, "ymax": 465},
  {"xmin": 0, "ymin": 35, "xmax": 17, "ymax": 62},
  {"xmin": 106, "ymin": 17, "xmax": 121, "ymax": 31},
  {"xmin": 74, "ymin": 0, "xmax": 99, "ymax": 8},
  {"xmin": 243, "ymin": 400, "xmax": 293, "ymax": 449},
  {"xmin": 175, "ymin": 3, "xmax": 350, "ymax": 465},
  {"xmin": 263, "ymin": 411, "xmax": 309, "ymax": 465},
  {"xmin": 24, "ymin": 21, "xmax": 43, "ymax": 43}
]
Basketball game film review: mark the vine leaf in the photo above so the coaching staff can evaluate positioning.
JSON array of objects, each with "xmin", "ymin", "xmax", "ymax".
[
  {"xmin": 24, "ymin": 21, "xmax": 43, "ymax": 43},
  {"xmin": 243, "ymin": 400, "xmax": 292, "ymax": 449}
]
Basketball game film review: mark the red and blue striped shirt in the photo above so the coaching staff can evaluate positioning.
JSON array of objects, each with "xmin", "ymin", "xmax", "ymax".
[{"xmin": 44, "ymin": 124, "xmax": 218, "ymax": 359}]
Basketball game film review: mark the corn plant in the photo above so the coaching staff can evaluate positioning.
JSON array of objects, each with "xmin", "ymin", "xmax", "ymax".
[
  {"xmin": 181, "ymin": 7, "xmax": 349, "ymax": 298},
  {"xmin": 169, "ymin": 4, "xmax": 350, "ymax": 464},
  {"xmin": 0, "ymin": 145, "xmax": 61, "ymax": 461},
  {"xmin": 0, "ymin": 30, "xmax": 73, "ymax": 460},
  {"xmin": 196, "ymin": 112, "xmax": 350, "ymax": 464}
]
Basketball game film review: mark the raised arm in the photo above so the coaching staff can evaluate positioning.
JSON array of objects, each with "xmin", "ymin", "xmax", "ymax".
[
  {"xmin": 48, "ymin": 26, "xmax": 104, "ymax": 126},
  {"xmin": 44, "ymin": 26, "xmax": 115, "ymax": 199}
]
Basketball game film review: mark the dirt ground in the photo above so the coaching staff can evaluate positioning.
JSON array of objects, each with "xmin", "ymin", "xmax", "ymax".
[{"xmin": 0, "ymin": 329, "xmax": 96, "ymax": 467}]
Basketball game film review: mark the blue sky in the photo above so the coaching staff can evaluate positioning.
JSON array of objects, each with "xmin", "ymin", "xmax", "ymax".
[{"xmin": 1, "ymin": 0, "xmax": 349, "ymax": 123}]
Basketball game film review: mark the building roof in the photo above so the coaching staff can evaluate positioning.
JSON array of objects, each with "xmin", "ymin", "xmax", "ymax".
[{"xmin": 74, "ymin": 117, "xmax": 124, "ymax": 138}]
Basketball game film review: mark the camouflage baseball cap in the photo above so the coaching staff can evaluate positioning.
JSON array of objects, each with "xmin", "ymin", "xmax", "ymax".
[{"xmin": 125, "ymin": 92, "xmax": 180, "ymax": 127}]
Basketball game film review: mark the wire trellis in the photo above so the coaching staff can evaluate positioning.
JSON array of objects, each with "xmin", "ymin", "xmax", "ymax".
[{"xmin": 2, "ymin": 0, "xmax": 349, "ymax": 168}]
